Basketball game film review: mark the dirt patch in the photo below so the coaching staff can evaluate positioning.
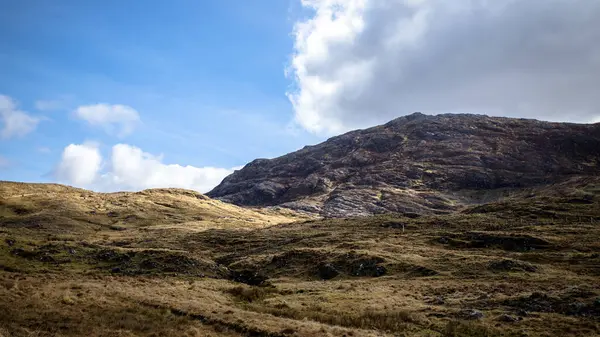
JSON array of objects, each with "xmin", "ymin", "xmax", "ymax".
[
  {"xmin": 565, "ymin": 197, "xmax": 594, "ymax": 204},
  {"xmin": 99, "ymin": 250, "xmax": 228, "ymax": 277},
  {"xmin": 230, "ymin": 250, "xmax": 388, "ymax": 281},
  {"xmin": 321, "ymin": 252, "xmax": 387, "ymax": 279},
  {"xmin": 502, "ymin": 290, "xmax": 600, "ymax": 317},
  {"xmin": 11, "ymin": 247, "xmax": 57, "ymax": 262},
  {"xmin": 488, "ymin": 259, "xmax": 537, "ymax": 272},
  {"xmin": 438, "ymin": 232, "xmax": 554, "ymax": 251},
  {"xmin": 0, "ymin": 201, "xmax": 36, "ymax": 215},
  {"xmin": 317, "ymin": 263, "xmax": 340, "ymax": 279},
  {"xmin": 10, "ymin": 243, "xmax": 78, "ymax": 264},
  {"xmin": 225, "ymin": 249, "xmax": 328, "ymax": 280},
  {"xmin": 8, "ymin": 243, "xmax": 228, "ymax": 278},
  {"xmin": 387, "ymin": 262, "xmax": 438, "ymax": 277},
  {"xmin": 226, "ymin": 285, "xmax": 278, "ymax": 302},
  {"xmin": 1, "ymin": 215, "xmax": 46, "ymax": 229},
  {"xmin": 268, "ymin": 249, "xmax": 326, "ymax": 271},
  {"xmin": 380, "ymin": 221, "xmax": 407, "ymax": 229},
  {"xmin": 406, "ymin": 265, "xmax": 438, "ymax": 277},
  {"xmin": 229, "ymin": 269, "xmax": 269, "ymax": 286}
]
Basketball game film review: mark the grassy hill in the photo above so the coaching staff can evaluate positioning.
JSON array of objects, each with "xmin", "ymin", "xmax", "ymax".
[{"xmin": 1, "ymin": 179, "xmax": 600, "ymax": 336}]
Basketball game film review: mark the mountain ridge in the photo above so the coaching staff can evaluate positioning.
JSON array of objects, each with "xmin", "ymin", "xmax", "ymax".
[{"xmin": 207, "ymin": 113, "xmax": 600, "ymax": 217}]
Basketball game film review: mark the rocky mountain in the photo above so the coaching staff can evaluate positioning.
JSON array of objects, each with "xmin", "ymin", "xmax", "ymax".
[{"xmin": 207, "ymin": 113, "xmax": 600, "ymax": 217}]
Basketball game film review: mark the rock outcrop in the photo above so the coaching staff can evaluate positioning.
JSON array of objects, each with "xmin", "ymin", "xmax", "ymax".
[{"xmin": 207, "ymin": 113, "xmax": 600, "ymax": 216}]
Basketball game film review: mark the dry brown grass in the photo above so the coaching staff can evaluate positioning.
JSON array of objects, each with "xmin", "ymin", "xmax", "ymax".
[
  {"xmin": 227, "ymin": 285, "xmax": 278, "ymax": 303},
  {"xmin": 0, "ymin": 181, "xmax": 310, "ymax": 234},
  {"xmin": 2, "ymin": 179, "xmax": 600, "ymax": 336}
]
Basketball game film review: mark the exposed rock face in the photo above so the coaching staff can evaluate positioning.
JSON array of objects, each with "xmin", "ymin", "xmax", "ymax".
[{"xmin": 207, "ymin": 113, "xmax": 600, "ymax": 217}]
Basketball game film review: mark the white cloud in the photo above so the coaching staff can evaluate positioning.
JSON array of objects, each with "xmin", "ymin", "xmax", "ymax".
[
  {"xmin": 54, "ymin": 143, "xmax": 237, "ymax": 193},
  {"xmin": 55, "ymin": 143, "xmax": 103, "ymax": 186},
  {"xmin": 103, "ymin": 144, "xmax": 236, "ymax": 192},
  {"xmin": 288, "ymin": 0, "xmax": 600, "ymax": 135},
  {"xmin": 74, "ymin": 104, "xmax": 140, "ymax": 137},
  {"xmin": 0, "ymin": 94, "xmax": 41, "ymax": 139}
]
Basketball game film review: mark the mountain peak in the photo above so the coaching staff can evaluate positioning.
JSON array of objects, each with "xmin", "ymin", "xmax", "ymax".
[{"xmin": 207, "ymin": 114, "xmax": 600, "ymax": 217}]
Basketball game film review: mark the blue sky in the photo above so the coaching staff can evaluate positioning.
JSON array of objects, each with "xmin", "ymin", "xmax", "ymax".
[
  {"xmin": 0, "ymin": 0, "xmax": 321, "ymax": 190},
  {"xmin": 1, "ymin": 0, "xmax": 598, "ymax": 192}
]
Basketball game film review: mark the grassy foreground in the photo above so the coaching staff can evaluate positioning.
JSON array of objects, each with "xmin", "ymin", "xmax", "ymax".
[{"xmin": 1, "ymin": 179, "xmax": 600, "ymax": 336}]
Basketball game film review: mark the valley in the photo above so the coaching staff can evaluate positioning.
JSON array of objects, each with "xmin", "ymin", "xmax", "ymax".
[{"xmin": 2, "ymin": 177, "xmax": 600, "ymax": 336}]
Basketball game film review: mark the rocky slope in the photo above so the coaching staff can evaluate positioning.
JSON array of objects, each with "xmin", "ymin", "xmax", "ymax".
[{"xmin": 208, "ymin": 113, "xmax": 600, "ymax": 217}]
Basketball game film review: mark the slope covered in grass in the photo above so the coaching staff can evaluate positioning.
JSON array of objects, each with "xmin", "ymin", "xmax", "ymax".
[{"xmin": 2, "ymin": 179, "xmax": 600, "ymax": 336}]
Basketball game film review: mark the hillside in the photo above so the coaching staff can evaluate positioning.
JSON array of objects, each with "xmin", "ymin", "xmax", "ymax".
[
  {"xmin": 207, "ymin": 113, "xmax": 600, "ymax": 217},
  {"xmin": 2, "ymin": 179, "xmax": 600, "ymax": 336},
  {"xmin": 0, "ymin": 181, "xmax": 306, "ymax": 235}
]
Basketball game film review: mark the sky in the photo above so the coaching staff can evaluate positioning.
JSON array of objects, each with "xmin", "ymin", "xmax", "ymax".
[{"xmin": 1, "ymin": 0, "xmax": 599, "ymax": 193}]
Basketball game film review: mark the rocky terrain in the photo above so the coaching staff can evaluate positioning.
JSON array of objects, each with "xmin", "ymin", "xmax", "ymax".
[
  {"xmin": 2, "ymin": 178, "xmax": 600, "ymax": 336},
  {"xmin": 208, "ymin": 113, "xmax": 600, "ymax": 217}
]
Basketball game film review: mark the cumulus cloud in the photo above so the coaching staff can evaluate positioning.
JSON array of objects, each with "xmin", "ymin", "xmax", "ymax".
[
  {"xmin": 74, "ymin": 104, "xmax": 140, "ymax": 137},
  {"xmin": 0, "ymin": 94, "xmax": 41, "ymax": 139},
  {"xmin": 288, "ymin": 0, "xmax": 600, "ymax": 135},
  {"xmin": 103, "ymin": 144, "xmax": 238, "ymax": 192},
  {"xmin": 54, "ymin": 143, "xmax": 237, "ymax": 193},
  {"xmin": 55, "ymin": 143, "xmax": 103, "ymax": 186}
]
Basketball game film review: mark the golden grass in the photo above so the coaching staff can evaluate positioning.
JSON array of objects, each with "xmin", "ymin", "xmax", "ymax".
[
  {"xmin": 0, "ymin": 181, "xmax": 310, "ymax": 232},
  {"xmin": 1, "ymin": 179, "xmax": 600, "ymax": 336}
]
